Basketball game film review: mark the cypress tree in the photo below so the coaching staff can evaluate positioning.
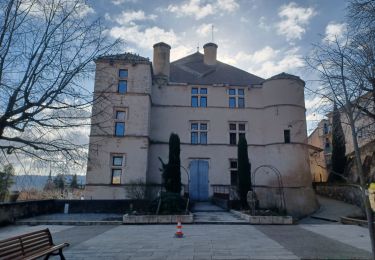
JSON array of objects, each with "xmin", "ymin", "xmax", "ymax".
[
  {"xmin": 163, "ymin": 133, "xmax": 181, "ymax": 193},
  {"xmin": 329, "ymin": 102, "xmax": 347, "ymax": 182},
  {"xmin": 237, "ymin": 135, "xmax": 252, "ymax": 208}
]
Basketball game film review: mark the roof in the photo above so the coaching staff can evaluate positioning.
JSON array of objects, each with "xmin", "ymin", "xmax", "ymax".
[
  {"xmin": 264, "ymin": 72, "xmax": 305, "ymax": 85},
  {"xmin": 95, "ymin": 53, "xmax": 151, "ymax": 64},
  {"xmin": 169, "ymin": 52, "xmax": 264, "ymax": 86}
]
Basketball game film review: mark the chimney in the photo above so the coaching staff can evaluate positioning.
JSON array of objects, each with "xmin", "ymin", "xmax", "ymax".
[
  {"xmin": 203, "ymin": 42, "xmax": 218, "ymax": 66},
  {"xmin": 153, "ymin": 42, "xmax": 171, "ymax": 80}
]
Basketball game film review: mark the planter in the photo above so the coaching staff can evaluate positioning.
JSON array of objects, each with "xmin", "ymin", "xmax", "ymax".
[
  {"xmin": 123, "ymin": 213, "xmax": 193, "ymax": 224},
  {"xmin": 230, "ymin": 210, "xmax": 294, "ymax": 224}
]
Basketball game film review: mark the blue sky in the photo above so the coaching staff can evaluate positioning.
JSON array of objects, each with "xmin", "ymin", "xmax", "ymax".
[{"xmin": 85, "ymin": 0, "xmax": 348, "ymax": 132}]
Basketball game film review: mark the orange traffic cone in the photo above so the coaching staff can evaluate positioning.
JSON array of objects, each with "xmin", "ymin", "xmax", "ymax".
[{"xmin": 175, "ymin": 221, "xmax": 184, "ymax": 238}]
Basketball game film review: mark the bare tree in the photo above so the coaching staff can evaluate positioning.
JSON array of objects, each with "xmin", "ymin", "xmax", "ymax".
[
  {"xmin": 0, "ymin": 0, "xmax": 120, "ymax": 168},
  {"xmin": 306, "ymin": 32, "xmax": 375, "ymax": 258},
  {"xmin": 347, "ymin": 0, "xmax": 375, "ymax": 119}
]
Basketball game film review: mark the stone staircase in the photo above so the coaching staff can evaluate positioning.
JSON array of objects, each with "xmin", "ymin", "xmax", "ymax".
[{"xmin": 192, "ymin": 202, "xmax": 247, "ymax": 224}]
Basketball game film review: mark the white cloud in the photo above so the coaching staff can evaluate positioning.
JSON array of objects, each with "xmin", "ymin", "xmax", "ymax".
[
  {"xmin": 167, "ymin": 0, "xmax": 239, "ymax": 20},
  {"xmin": 112, "ymin": 0, "xmax": 138, "ymax": 5},
  {"xmin": 276, "ymin": 2, "xmax": 316, "ymax": 41},
  {"xmin": 112, "ymin": 10, "xmax": 157, "ymax": 25},
  {"xmin": 196, "ymin": 23, "xmax": 217, "ymax": 37},
  {"xmin": 219, "ymin": 45, "xmax": 304, "ymax": 79},
  {"xmin": 323, "ymin": 22, "xmax": 347, "ymax": 42},
  {"xmin": 109, "ymin": 25, "xmax": 179, "ymax": 50}
]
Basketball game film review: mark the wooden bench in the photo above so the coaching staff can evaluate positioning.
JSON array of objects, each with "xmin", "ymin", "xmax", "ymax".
[{"xmin": 0, "ymin": 228, "xmax": 69, "ymax": 260}]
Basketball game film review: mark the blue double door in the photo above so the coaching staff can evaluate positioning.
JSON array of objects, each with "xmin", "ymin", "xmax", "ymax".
[{"xmin": 189, "ymin": 160, "xmax": 209, "ymax": 201}]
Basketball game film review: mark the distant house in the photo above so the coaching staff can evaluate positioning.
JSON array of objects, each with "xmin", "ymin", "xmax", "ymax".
[
  {"xmin": 308, "ymin": 94, "xmax": 375, "ymax": 182},
  {"xmin": 85, "ymin": 42, "xmax": 318, "ymax": 217}
]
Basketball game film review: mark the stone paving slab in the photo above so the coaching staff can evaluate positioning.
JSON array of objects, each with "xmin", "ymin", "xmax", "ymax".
[
  {"xmin": 256, "ymin": 225, "xmax": 371, "ymax": 259},
  {"xmin": 301, "ymin": 224, "xmax": 371, "ymax": 253}
]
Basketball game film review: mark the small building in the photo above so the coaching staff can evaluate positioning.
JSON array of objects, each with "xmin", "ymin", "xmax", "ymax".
[
  {"xmin": 85, "ymin": 42, "xmax": 318, "ymax": 217},
  {"xmin": 308, "ymin": 94, "xmax": 375, "ymax": 182}
]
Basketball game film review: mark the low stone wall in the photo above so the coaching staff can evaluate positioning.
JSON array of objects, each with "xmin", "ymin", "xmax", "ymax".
[
  {"xmin": 315, "ymin": 184, "xmax": 364, "ymax": 210},
  {"xmin": 0, "ymin": 200, "xmax": 57, "ymax": 226},
  {"xmin": 0, "ymin": 199, "xmax": 151, "ymax": 226}
]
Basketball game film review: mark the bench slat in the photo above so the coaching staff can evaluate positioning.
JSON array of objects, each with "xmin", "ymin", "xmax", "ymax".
[
  {"xmin": 23, "ymin": 243, "xmax": 69, "ymax": 260},
  {"xmin": 0, "ymin": 229, "xmax": 69, "ymax": 260}
]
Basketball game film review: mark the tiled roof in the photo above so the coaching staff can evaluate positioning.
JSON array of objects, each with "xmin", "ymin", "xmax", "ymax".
[
  {"xmin": 169, "ymin": 52, "xmax": 264, "ymax": 86},
  {"xmin": 95, "ymin": 53, "xmax": 150, "ymax": 64},
  {"xmin": 265, "ymin": 72, "xmax": 304, "ymax": 84}
]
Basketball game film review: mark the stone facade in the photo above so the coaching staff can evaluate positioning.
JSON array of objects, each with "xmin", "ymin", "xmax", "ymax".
[{"xmin": 85, "ymin": 42, "xmax": 318, "ymax": 217}]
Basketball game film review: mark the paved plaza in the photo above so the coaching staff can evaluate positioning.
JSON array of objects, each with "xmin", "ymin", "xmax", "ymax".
[{"xmin": 0, "ymin": 223, "xmax": 372, "ymax": 259}]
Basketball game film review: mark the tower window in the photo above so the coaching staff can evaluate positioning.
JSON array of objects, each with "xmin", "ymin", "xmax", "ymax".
[
  {"xmin": 111, "ymin": 154, "xmax": 125, "ymax": 184},
  {"xmin": 118, "ymin": 69, "xmax": 128, "ymax": 94},
  {"xmin": 114, "ymin": 110, "xmax": 126, "ymax": 136},
  {"xmin": 284, "ymin": 129, "xmax": 291, "ymax": 143}
]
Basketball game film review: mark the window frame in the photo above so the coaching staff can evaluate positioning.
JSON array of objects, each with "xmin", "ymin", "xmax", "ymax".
[
  {"xmin": 229, "ymin": 122, "xmax": 246, "ymax": 145},
  {"xmin": 228, "ymin": 88, "xmax": 245, "ymax": 108},
  {"xmin": 190, "ymin": 121, "xmax": 208, "ymax": 144},
  {"xmin": 114, "ymin": 109, "xmax": 127, "ymax": 137},
  {"xmin": 117, "ymin": 69, "xmax": 128, "ymax": 94},
  {"xmin": 191, "ymin": 87, "xmax": 208, "ymax": 107},
  {"xmin": 284, "ymin": 129, "xmax": 291, "ymax": 143},
  {"xmin": 110, "ymin": 154, "xmax": 125, "ymax": 185}
]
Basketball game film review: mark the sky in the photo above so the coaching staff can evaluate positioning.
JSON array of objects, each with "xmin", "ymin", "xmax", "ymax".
[
  {"xmin": 6, "ymin": 0, "xmax": 351, "ymax": 180},
  {"xmin": 85, "ymin": 0, "xmax": 348, "ymax": 133}
]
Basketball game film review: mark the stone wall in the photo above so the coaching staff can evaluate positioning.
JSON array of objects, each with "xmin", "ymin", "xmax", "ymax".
[
  {"xmin": 315, "ymin": 184, "xmax": 364, "ymax": 210},
  {"xmin": 0, "ymin": 199, "xmax": 150, "ymax": 226}
]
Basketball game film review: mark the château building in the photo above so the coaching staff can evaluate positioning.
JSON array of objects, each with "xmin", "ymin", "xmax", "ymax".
[{"xmin": 85, "ymin": 42, "xmax": 318, "ymax": 217}]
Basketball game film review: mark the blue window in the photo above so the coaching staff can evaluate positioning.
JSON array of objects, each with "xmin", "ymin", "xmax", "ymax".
[
  {"xmin": 119, "ymin": 69, "xmax": 128, "ymax": 78},
  {"xmin": 111, "ymin": 169, "xmax": 121, "ymax": 184},
  {"xmin": 228, "ymin": 88, "xmax": 245, "ymax": 108},
  {"xmin": 229, "ymin": 97, "xmax": 236, "ymax": 108},
  {"xmin": 238, "ymin": 97, "xmax": 245, "ymax": 108},
  {"xmin": 191, "ymin": 96, "xmax": 198, "ymax": 107},
  {"xmin": 115, "ymin": 122, "xmax": 125, "ymax": 136},
  {"xmin": 191, "ymin": 122, "xmax": 208, "ymax": 144},
  {"xmin": 200, "ymin": 132, "xmax": 207, "ymax": 144},
  {"xmin": 191, "ymin": 132, "xmax": 198, "ymax": 144},
  {"xmin": 200, "ymin": 97, "xmax": 207, "ymax": 107},
  {"xmin": 118, "ymin": 80, "xmax": 127, "ymax": 94},
  {"xmin": 191, "ymin": 87, "xmax": 207, "ymax": 107}
]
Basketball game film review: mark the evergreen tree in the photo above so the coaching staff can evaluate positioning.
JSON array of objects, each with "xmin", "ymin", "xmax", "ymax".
[
  {"xmin": 70, "ymin": 174, "xmax": 79, "ymax": 189},
  {"xmin": 162, "ymin": 133, "xmax": 181, "ymax": 193},
  {"xmin": 237, "ymin": 135, "xmax": 252, "ymax": 208},
  {"xmin": 0, "ymin": 164, "xmax": 15, "ymax": 202},
  {"xmin": 329, "ymin": 102, "xmax": 347, "ymax": 182},
  {"xmin": 53, "ymin": 174, "xmax": 65, "ymax": 190}
]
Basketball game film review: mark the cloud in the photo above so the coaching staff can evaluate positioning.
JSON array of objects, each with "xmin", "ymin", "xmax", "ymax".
[
  {"xmin": 167, "ymin": 0, "xmax": 239, "ymax": 20},
  {"xmin": 112, "ymin": 0, "xmax": 138, "ymax": 5},
  {"xmin": 111, "ymin": 10, "xmax": 157, "ymax": 25},
  {"xmin": 276, "ymin": 2, "xmax": 316, "ymax": 41},
  {"xmin": 323, "ymin": 22, "xmax": 347, "ymax": 42},
  {"xmin": 223, "ymin": 46, "xmax": 304, "ymax": 78},
  {"xmin": 196, "ymin": 23, "xmax": 217, "ymax": 37},
  {"xmin": 109, "ymin": 25, "xmax": 179, "ymax": 50}
]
